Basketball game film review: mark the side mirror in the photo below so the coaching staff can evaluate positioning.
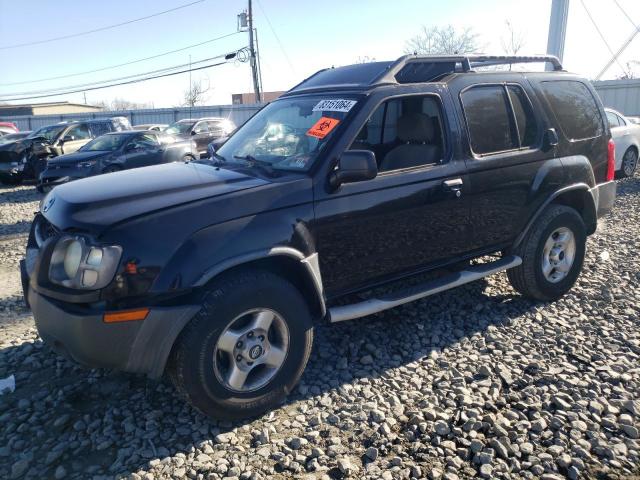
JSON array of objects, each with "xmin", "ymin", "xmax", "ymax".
[
  {"xmin": 124, "ymin": 143, "xmax": 137, "ymax": 152},
  {"xmin": 329, "ymin": 150, "xmax": 377, "ymax": 189},
  {"xmin": 543, "ymin": 128, "xmax": 559, "ymax": 151},
  {"xmin": 61, "ymin": 135, "xmax": 75, "ymax": 143},
  {"xmin": 191, "ymin": 130, "xmax": 198, "ymax": 136}
]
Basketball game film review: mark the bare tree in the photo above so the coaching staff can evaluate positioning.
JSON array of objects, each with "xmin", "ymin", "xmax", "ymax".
[
  {"xmin": 404, "ymin": 25, "xmax": 481, "ymax": 55},
  {"xmin": 108, "ymin": 98, "xmax": 153, "ymax": 111},
  {"xmin": 183, "ymin": 79, "xmax": 211, "ymax": 107},
  {"xmin": 501, "ymin": 20, "xmax": 526, "ymax": 55},
  {"xmin": 617, "ymin": 61, "xmax": 638, "ymax": 80}
]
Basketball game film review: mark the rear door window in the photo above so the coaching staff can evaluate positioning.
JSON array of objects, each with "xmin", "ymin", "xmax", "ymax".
[
  {"xmin": 461, "ymin": 86, "xmax": 518, "ymax": 155},
  {"xmin": 89, "ymin": 122, "xmax": 110, "ymax": 137},
  {"xmin": 540, "ymin": 80, "xmax": 604, "ymax": 140},
  {"xmin": 507, "ymin": 85, "xmax": 538, "ymax": 148}
]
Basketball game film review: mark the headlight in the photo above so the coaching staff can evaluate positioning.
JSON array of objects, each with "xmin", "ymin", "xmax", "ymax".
[
  {"xmin": 49, "ymin": 235, "xmax": 122, "ymax": 290},
  {"xmin": 78, "ymin": 160, "xmax": 96, "ymax": 168}
]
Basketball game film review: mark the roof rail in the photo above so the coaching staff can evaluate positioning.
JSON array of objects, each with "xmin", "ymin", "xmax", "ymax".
[{"xmin": 373, "ymin": 54, "xmax": 563, "ymax": 84}]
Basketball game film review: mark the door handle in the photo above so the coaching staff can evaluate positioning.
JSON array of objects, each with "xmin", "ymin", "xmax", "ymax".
[{"xmin": 443, "ymin": 178, "xmax": 463, "ymax": 197}]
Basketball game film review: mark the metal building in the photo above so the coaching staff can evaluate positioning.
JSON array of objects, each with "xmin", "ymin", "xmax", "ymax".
[{"xmin": 593, "ymin": 79, "xmax": 640, "ymax": 116}]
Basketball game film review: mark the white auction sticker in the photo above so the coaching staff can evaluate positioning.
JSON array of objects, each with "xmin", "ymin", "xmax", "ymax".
[{"xmin": 312, "ymin": 99, "xmax": 357, "ymax": 113}]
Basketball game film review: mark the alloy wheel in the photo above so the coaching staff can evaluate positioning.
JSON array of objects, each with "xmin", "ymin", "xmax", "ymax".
[{"xmin": 213, "ymin": 308, "xmax": 290, "ymax": 393}]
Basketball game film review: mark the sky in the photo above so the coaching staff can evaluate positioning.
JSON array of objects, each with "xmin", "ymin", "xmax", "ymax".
[{"xmin": 0, "ymin": 0, "xmax": 638, "ymax": 108}]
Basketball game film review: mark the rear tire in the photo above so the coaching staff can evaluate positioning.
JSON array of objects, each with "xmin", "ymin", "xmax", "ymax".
[
  {"xmin": 618, "ymin": 147, "xmax": 638, "ymax": 178},
  {"xmin": 508, "ymin": 205, "xmax": 586, "ymax": 301},
  {"xmin": 169, "ymin": 269, "xmax": 314, "ymax": 420}
]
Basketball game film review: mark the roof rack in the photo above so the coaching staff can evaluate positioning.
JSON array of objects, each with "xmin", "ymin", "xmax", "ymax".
[
  {"xmin": 284, "ymin": 54, "xmax": 564, "ymax": 95},
  {"xmin": 373, "ymin": 54, "xmax": 564, "ymax": 84}
]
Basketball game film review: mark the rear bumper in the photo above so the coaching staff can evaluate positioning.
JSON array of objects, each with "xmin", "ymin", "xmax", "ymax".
[
  {"xmin": 591, "ymin": 180, "xmax": 616, "ymax": 218},
  {"xmin": 22, "ymin": 260, "xmax": 199, "ymax": 378}
]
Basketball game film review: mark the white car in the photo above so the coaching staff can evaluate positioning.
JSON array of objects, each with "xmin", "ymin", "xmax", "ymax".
[{"xmin": 605, "ymin": 108, "xmax": 640, "ymax": 178}]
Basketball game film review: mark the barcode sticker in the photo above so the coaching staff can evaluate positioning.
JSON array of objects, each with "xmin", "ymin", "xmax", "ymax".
[{"xmin": 312, "ymin": 99, "xmax": 357, "ymax": 113}]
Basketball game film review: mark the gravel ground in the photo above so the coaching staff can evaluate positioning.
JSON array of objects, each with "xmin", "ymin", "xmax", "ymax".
[{"xmin": 0, "ymin": 180, "xmax": 639, "ymax": 480}]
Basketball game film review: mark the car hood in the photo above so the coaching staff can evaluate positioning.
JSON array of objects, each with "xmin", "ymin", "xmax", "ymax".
[
  {"xmin": 41, "ymin": 162, "xmax": 288, "ymax": 233},
  {"xmin": 0, "ymin": 138, "xmax": 28, "ymax": 157},
  {"xmin": 47, "ymin": 150, "xmax": 110, "ymax": 166}
]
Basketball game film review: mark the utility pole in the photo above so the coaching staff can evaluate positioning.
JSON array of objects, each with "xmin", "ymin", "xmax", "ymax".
[
  {"xmin": 248, "ymin": 0, "xmax": 261, "ymax": 103},
  {"xmin": 546, "ymin": 0, "xmax": 570, "ymax": 70}
]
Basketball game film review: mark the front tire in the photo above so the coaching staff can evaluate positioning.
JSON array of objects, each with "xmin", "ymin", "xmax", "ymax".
[
  {"xmin": 508, "ymin": 205, "xmax": 586, "ymax": 301},
  {"xmin": 169, "ymin": 269, "xmax": 314, "ymax": 420},
  {"xmin": 618, "ymin": 147, "xmax": 638, "ymax": 178}
]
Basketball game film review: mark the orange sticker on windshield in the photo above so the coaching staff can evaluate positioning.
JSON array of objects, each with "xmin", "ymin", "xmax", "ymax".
[{"xmin": 306, "ymin": 117, "xmax": 340, "ymax": 139}]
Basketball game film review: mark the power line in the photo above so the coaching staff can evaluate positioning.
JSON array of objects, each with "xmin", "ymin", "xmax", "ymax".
[
  {"xmin": 0, "ymin": 32, "xmax": 241, "ymax": 87},
  {"xmin": 0, "ymin": 50, "xmax": 243, "ymax": 97},
  {"xmin": 0, "ymin": 50, "xmax": 245, "ymax": 100},
  {"xmin": 0, "ymin": 0, "xmax": 205, "ymax": 50},
  {"xmin": 255, "ymin": 0, "xmax": 296, "ymax": 74},
  {"xmin": 580, "ymin": 0, "xmax": 628, "ymax": 75},
  {"xmin": 613, "ymin": 0, "xmax": 639, "ymax": 29},
  {"xmin": 1, "ymin": 59, "xmax": 233, "ymax": 102}
]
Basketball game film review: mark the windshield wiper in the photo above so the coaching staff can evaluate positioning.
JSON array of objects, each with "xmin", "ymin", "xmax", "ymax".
[{"xmin": 233, "ymin": 154, "xmax": 275, "ymax": 173}]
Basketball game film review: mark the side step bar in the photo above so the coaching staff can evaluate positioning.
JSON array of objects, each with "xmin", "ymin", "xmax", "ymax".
[{"xmin": 328, "ymin": 255, "xmax": 522, "ymax": 323}]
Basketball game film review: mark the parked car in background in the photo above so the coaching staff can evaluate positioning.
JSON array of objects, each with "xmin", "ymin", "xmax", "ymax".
[
  {"xmin": 0, "ymin": 117, "xmax": 131, "ymax": 184},
  {"xmin": 38, "ymin": 130, "xmax": 197, "ymax": 191},
  {"xmin": 0, "ymin": 132, "xmax": 31, "ymax": 145},
  {"xmin": 165, "ymin": 117, "xmax": 236, "ymax": 158},
  {"xmin": 605, "ymin": 108, "xmax": 640, "ymax": 177},
  {"xmin": 132, "ymin": 124, "xmax": 168, "ymax": 132},
  {"xmin": 0, "ymin": 122, "xmax": 18, "ymax": 136}
]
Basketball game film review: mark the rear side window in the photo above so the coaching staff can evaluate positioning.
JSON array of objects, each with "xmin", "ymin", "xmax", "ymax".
[{"xmin": 540, "ymin": 80, "xmax": 604, "ymax": 141}]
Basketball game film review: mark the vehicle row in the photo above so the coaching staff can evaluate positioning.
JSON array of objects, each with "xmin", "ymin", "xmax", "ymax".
[{"xmin": 0, "ymin": 116, "xmax": 236, "ymax": 188}]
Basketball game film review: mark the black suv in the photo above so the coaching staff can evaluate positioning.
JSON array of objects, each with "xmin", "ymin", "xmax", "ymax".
[{"xmin": 21, "ymin": 55, "xmax": 616, "ymax": 419}]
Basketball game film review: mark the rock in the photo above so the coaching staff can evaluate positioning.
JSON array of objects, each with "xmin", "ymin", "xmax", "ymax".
[
  {"xmin": 54, "ymin": 466, "xmax": 67, "ymax": 480},
  {"xmin": 621, "ymin": 424, "xmax": 639, "ymax": 439},
  {"xmin": 365, "ymin": 447, "xmax": 378, "ymax": 461},
  {"xmin": 370, "ymin": 409, "xmax": 385, "ymax": 423},
  {"xmin": 479, "ymin": 464, "xmax": 493, "ymax": 478},
  {"xmin": 337, "ymin": 458, "xmax": 354, "ymax": 476},
  {"xmin": 360, "ymin": 355, "xmax": 373, "ymax": 365},
  {"xmin": 10, "ymin": 459, "xmax": 29, "ymax": 479},
  {"xmin": 434, "ymin": 420, "xmax": 450, "ymax": 436}
]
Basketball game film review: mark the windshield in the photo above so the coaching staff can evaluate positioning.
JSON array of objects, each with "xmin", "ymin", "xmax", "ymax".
[
  {"xmin": 216, "ymin": 96, "xmax": 359, "ymax": 171},
  {"xmin": 80, "ymin": 134, "xmax": 130, "ymax": 152},
  {"xmin": 28, "ymin": 124, "xmax": 66, "ymax": 142},
  {"xmin": 165, "ymin": 121, "xmax": 195, "ymax": 135}
]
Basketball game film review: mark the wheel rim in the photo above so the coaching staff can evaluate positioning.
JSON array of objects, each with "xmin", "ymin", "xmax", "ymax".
[
  {"xmin": 541, "ymin": 227, "xmax": 576, "ymax": 283},
  {"xmin": 623, "ymin": 150, "xmax": 637, "ymax": 176},
  {"xmin": 213, "ymin": 308, "xmax": 289, "ymax": 393}
]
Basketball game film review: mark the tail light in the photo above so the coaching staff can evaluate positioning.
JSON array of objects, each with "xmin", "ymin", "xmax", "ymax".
[{"xmin": 607, "ymin": 139, "xmax": 615, "ymax": 181}]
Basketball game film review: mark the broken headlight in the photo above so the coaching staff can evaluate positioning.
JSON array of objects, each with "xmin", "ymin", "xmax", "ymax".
[{"xmin": 48, "ymin": 235, "xmax": 122, "ymax": 289}]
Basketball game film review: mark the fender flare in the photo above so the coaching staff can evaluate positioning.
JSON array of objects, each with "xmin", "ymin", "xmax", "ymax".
[
  {"xmin": 512, "ymin": 183, "xmax": 596, "ymax": 249},
  {"xmin": 194, "ymin": 246, "xmax": 326, "ymax": 317}
]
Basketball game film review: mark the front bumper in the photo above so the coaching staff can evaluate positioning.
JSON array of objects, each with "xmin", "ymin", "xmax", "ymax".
[
  {"xmin": 591, "ymin": 180, "xmax": 616, "ymax": 218},
  {"xmin": 39, "ymin": 165, "xmax": 92, "ymax": 187},
  {"xmin": 21, "ymin": 259, "xmax": 199, "ymax": 378}
]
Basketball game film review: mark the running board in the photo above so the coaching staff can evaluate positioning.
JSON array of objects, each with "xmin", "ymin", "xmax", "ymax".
[{"xmin": 328, "ymin": 255, "xmax": 522, "ymax": 323}]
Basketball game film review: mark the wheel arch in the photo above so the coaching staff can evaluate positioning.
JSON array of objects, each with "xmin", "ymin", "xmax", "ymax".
[
  {"xmin": 513, "ymin": 183, "xmax": 597, "ymax": 249},
  {"xmin": 194, "ymin": 247, "xmax": 326, "ymax": 320}
]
